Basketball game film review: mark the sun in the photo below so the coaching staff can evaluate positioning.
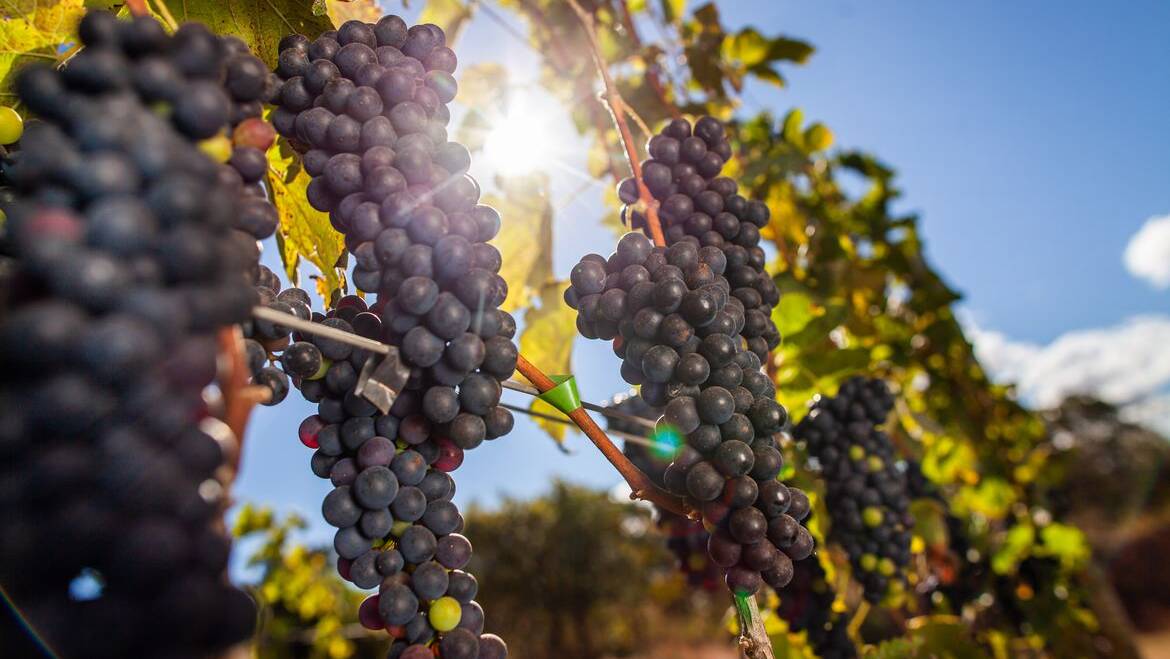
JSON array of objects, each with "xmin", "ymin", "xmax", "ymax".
[{"xmin": 480, "ymin": 89, "xmax": 566, "ymax": 178}]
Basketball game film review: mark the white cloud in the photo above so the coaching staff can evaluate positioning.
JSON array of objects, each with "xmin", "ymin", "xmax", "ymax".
[
  {"xmin": 968, "ymin": 315, "xmax": 1170, "ymax": 435},
  {"xmin": 1124, "ymin": 214, "xmax": 1170, "ymax": 289}
]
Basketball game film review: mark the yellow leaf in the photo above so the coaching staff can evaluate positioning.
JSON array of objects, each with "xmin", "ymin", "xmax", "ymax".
[
  {"xmin": 267, "ymin": 139, "xmax": 346, "ymax": 306},
  {"xmin": 529, "ymin": 397, "xmax": 570, "ymax": 443},
  {"xmin": 519, "ymin": 281, "xmax": 577, "ymax": 443},
  {"xmin": 161, "ymin": 0, "xmax": 333, "ymax": 66},
  {"xmin": 419, "ymin": 0, "xmax": 474, "ymax": 46},
  {"xmin": 488, "ymin": 173, "xmax": 553, "ymax": 312},
  {"xmin": 805, "ymin": 122, "xmax": 834, "ymax": 152},
  {"xmin": 327, "ymin": 0, "xmax": 381, "ymax": 26},
  {"xmin": 0, "ymin": 0, "xmax": 85, "ymax": 96},
  {"xmin": 457, "ymin": 62, "xmax": 508, "ymax": 109}
]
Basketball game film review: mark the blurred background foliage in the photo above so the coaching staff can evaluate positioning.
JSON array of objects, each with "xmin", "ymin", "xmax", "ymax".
[{"xmin": 3, "ymin": 0, "xmax": 1168, "ymax": 657}]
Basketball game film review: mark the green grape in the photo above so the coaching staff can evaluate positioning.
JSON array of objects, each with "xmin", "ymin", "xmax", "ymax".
[
  {"xmin": 0, "ymin": 106, "xmax": 23, "ymax": 145},
  {"xmin": 429, "ymin": 596, "xmax": 462, "ymax": 632}
]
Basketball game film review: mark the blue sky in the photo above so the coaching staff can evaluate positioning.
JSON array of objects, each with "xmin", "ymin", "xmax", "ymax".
[{"xmin": 232, "ymin": 1, "xmax": 1170, "ymax": 556}]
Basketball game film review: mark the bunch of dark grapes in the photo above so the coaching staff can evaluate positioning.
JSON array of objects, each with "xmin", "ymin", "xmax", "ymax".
[
  {"xmin": 793, "ymin": 377, "xmax": 911, "ymax": 602},
  {"xmin": 269, "ymin": 15, "xmax": 512, "ymax": 658},
  {"xmin": 607, "ymin": 392, "xmax": 722, "ymax": 591},
  {"xmin": 58, "ymin": 11, "xmax": 280, "ymax": 241},
  {"xmin": 618, "ymin": 116, "xmax": 781, "ymax": 363},
  {"xmin": 269, "ymin": 291, "xmax": 508, "ymax": 659},
  {"xmin": 570, "ymin": 113, "xmax": 810, "ymax": 596},
  {"xmin": 239, "ymin": 264, "xmax": 318, "ymax": 405},
  {"xmin": 775, "ymin": 555, "xmax": 858, "ymax": 659},
  {"xmin": 0, "ymin": 12, "xmax": 262, "ymax": 657},
  {"xmin": 565, "ymin": 228, "xmax": 811, "ymax": 596},
  {"xmin": 203, "ymin": 32, "xmax": 283, "ymax": 240}
]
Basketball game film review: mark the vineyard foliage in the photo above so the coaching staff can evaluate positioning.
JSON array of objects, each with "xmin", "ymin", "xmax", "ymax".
[{"xmin": 0, "ymin": 0, "xmax": 1143, "ymax": 657}]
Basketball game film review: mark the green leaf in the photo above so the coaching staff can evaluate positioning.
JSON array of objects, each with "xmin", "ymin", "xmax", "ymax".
[
  {"xmin": 1037, "ymin": 523, "xmax": 1090, "ymax": 570},
  {"xmin": 659, "ymin": 0, "xmax": 685, "ymax": 24},
  {"xmin": 992, "ymin": 522, "xmax": 1034, "ymax": 575},
  {"xmin": 722, "ymin": 28, "xmax": 769, "ymax": 67},
  {"xmin": 867, "ymin": 637, "xmax": 921, "ymax": 659},
  {"xmin": 955, "ymin": 477, "xmax": 1016, "ymax": 520},
  {"xmin": 747, "ymin": 65, "xmax": 785, "ymax": 88},
  {"xmin": 267, "ymin": 139, "xmax": 346, "ymax": 305},
  {"xmin": 519, "ymin": 281, "xmax": 577, "ymax": 443},
  {"xmin": 161, "ymin": 0, "xmax": 334, "ymax": 66},
  {"xmin": 488, "ymin": 173, "xmax": 553, "ymax": 313},
  {"xmin": 910, "ymin": 499, "xmax": 948, "ymax": 549},
  {"xmin": 0, "ymin": 0, "xmax": 85, "ymax": 98},
  {"xmin": 904, "ymin": 616, "xmax": 983, "ymax": 659},
  {"xmin": 419, "ymin": 0, "xmax": 474, "ymax": 46},
  {"xmin": 773, "ymin": 291, "xmax": 814, "ymax": 337},
  {"xmin": 781, "ymin": 107, "xmax": 805, "ymax": 147},
  {"xmin": 764, "ymin": 36, "xmax": 814, "ymax": 64}
]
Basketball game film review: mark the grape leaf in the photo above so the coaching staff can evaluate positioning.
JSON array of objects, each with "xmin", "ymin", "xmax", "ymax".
[
  {"xmin": 991, "ymin": 522, "xmax": 1034, "ymax": 575},
  {"xmin": 267, "ymin": 139, "xmax": 346, "ymax": 306},
  {"xmin": 1036, "ymin": 523, "xmax": 1090, "ymax": 570},
  {"xmin": 518, "ymin": 281, "xmax": 577, "ymax": 443},
  {"xmin": 488, "ymin": 173, "xmax": 553, "ymax": 313},
  {"xmin": 161, "ymin": 0, "xmax": 334, "ymax": 66},
  {"xmin": 457, "ymin": 61, "xmax": 508, "ymax": 108},
  {"xmin": 0, "ymin": 0, "xmax": 85, "ymax": 99},
  {"xmin": 659, "ymin": 0, "xmax": 685, "ymax": 24},
  {"xmin": 327, "ymin": 0, "xmax": 381, "ymax": 25},
  {"xmin": 419, "ymin": 0, "xmax": 474, "ymax": 46}
]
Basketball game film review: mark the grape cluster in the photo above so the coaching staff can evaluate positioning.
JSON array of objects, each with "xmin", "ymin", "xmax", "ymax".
[
  {"xmin": 199, "ymin": 31, "xmax": 283, "ymax": 240},
  {"xmin": 269, "ymin": 16, "xmax": 513, "ymax": 658},
  {"xmin": 569, "ymin": 113, "xmax": 810, "ymax": 596},
  {"xmin": 0, "ymin": 13, "xmax": 260, "ymax": 657},
  {"xmin": 618, "ymin": 116, "xmax": 781, "ymax": 362},
  {"xmin": 268, "ymin": 294, "xmax": 507, "ymax": 659},
  {"xmin": 241, "ymin": 265, "xmax": 318, "ymax": 405},
  {"xmin": 775, "ymin": 556, "xmax": 858, "ymax": 659},
  {"xmin": 793, "ymin": 377, "xmax": 911, "ymax": 602},
  {"xmin": 43, "ymin": 11, "xmax": 281, "ymax": 241},
  {"xmin": 608, "ymin": 392, "xmax": 722, "ymax": 590},
  {"xmin": 565, "ymin": 228, "xmax": 811, "ymax": 596}
]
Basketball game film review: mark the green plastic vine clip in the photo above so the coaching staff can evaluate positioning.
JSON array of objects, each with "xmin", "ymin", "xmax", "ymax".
[
  {"xmin": 536, "ymin": 375, "xmax": 582, "ymax": 415},
  {"xmin": 733, "ymin": 591, "xmax": 754, "ymax": 631}
]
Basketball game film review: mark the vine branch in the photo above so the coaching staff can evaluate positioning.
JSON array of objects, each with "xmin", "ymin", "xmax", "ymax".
[
  {"xmin": 566, "ymin": 0, "xmax": 666, "ymax": 247},
  {"xmin": 125, "ymin": 0, "xmax": 149, "ymax": 17},
  {"xmin": 514, "ymin": 354, "xmax": 693, "ymax": 518},
  {"xmin": 738, "ymin": 595, "xmax": 772, "ymax": 659},
  {"xmin": 616, "ymin": 0, "xmax": 683, "ymax": 120},
  {"xmin": 216, "ymin": 326, "xmax": 268, "ymax": 474}
]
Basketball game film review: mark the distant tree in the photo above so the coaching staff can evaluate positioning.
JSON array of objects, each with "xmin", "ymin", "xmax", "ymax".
[{"xmin": 464, "ymin": 481, "xmax": 727, "ymax": 658}]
